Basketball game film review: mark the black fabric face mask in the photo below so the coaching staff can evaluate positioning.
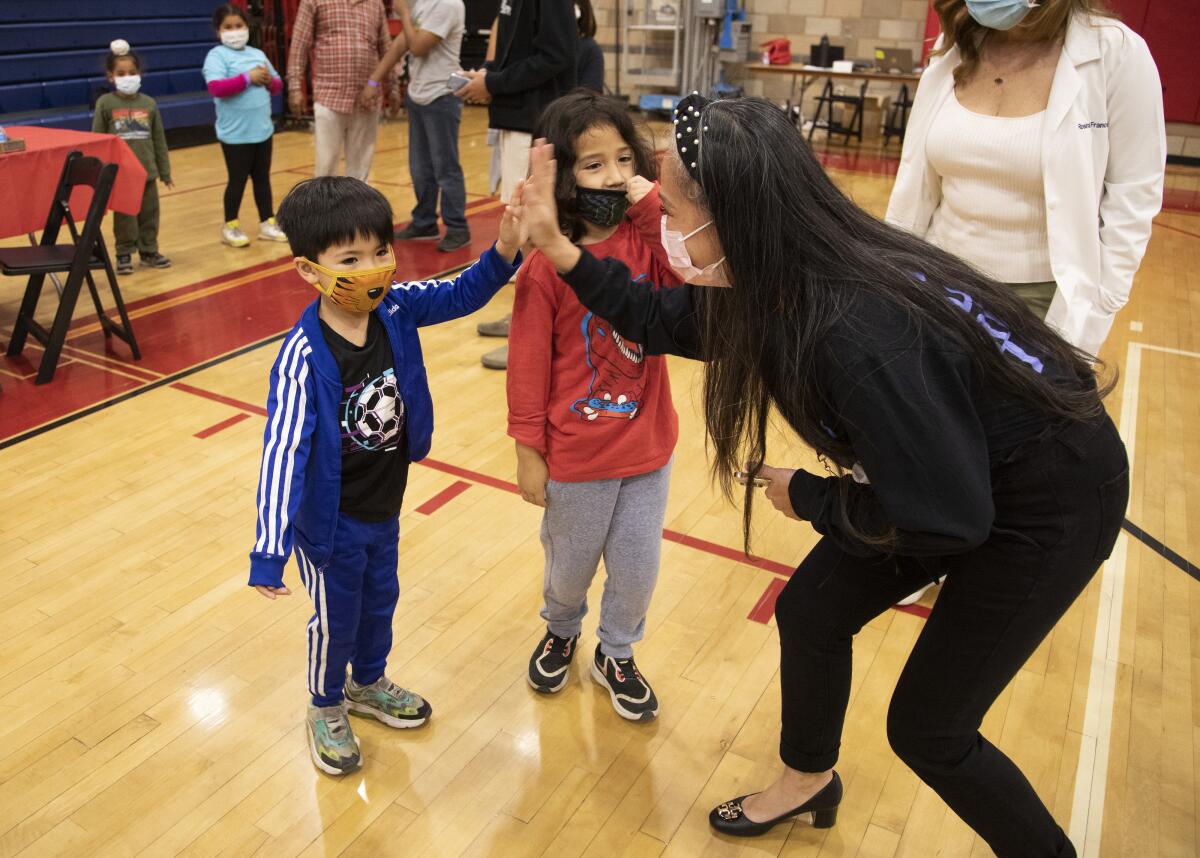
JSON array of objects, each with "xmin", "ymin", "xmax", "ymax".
[{"xmin": 575, "ymin": 186, "xmax": 630, "ymax": 227}]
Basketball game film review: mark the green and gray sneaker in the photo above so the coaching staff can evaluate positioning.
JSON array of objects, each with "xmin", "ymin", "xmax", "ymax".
[
  {"xmin": 306, "ymin": 704, "xmax": 361, "ymax": 776},
  {"xmin": 345, "ymin": 676, "xmax": 432, "ymax": 729}
]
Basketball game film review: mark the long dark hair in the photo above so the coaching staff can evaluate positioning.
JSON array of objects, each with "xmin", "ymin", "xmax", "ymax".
[
  {"xmin": 933, "ymin": 0, "xmax": 1116, "ymax": 86},
  {"xmin": 576, "ymin": 0, "xmax": 597, "ymax": 39},
  {"xmin": 680, "ymin": 97, "xmax": 1110, "ymax": 551},
  {"xmin": 533, "ymin": 90, "xmax": 656, "ymax": 242}
]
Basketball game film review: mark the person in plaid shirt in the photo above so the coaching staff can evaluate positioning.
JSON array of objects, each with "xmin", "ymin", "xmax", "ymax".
[{"xmin": 287, "ymin": 0, "xmax": 390, "ymax": 180}]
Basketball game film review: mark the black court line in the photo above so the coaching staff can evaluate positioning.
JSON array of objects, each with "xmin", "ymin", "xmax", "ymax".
[
  {"xmin": 0, "ymin": 332, "xmax": 289, "ymax": 452},
  {"xmin": 0, "ymin": 261, "xmax": 478, "ymax": 453},
  {"xmin": 1122, "ymin": 519, "xmax": 1200, "ymax": 583}
]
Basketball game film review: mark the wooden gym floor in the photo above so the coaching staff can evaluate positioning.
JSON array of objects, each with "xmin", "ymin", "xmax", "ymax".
[{"xmin": 0, "ymin": 106, "xmax": 1198, "ymax": 857}]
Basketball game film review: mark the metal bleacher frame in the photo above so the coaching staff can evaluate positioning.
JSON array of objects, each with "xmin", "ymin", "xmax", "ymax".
[{"xmin": 0, "ymin": 0, "xmax": 282, "ymax": 144}]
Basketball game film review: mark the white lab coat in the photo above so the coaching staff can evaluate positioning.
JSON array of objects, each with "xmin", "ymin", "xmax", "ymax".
[{"xmin": 885, "ymin": 15, "xmax": 1165, "ymax": 356}]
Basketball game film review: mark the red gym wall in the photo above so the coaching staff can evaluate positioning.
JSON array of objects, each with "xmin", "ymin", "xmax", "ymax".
[
  {"xmin": 922, "ymin": 0, "xmax": 1199, "ymax": 124},
  {"xmin": 1106, "ymin": 0, "xmax": 1199, "ymax": 123}
]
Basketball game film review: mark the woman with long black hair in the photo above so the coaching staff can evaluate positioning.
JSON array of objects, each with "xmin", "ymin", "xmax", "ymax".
[{"xmin": 514, "ymin": 94, "xmax": 1128, "ymax": 857}]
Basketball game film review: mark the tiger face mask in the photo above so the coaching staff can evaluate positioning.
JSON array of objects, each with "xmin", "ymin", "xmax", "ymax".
[{"xmin": 299, "ymin": 252, "xmax": 396, "ymax": 313}]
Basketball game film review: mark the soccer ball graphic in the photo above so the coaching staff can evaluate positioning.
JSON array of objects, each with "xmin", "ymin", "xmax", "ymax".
[{"xmin": 350, "ymin": 369, "xmax": 402, "ymax": 450}]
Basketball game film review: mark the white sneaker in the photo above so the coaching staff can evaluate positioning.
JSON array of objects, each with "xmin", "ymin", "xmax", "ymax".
[
  {"xmin": 222, "ymin": 220, "xmax": 250, "ymax": 248},
  {"xmin": 259, "ymin": 217, "xmax": 288, "ymax": 242}
]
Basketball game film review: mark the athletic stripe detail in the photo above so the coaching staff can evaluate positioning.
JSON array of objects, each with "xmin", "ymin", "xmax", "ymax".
[
  {"xmin": 315, "ymin": 564, "xmax": 330, "ymax": 697},
  {"xmin": 297, "ymin": 547, "xmax": 321, "ymax": 696},
  {"xmin": 254, "ymin": 330, "xmax": 303, "ymax": 552},
  {"xmin": 254, "ymin": 329, "xmax": 312, "ymax": 556}
]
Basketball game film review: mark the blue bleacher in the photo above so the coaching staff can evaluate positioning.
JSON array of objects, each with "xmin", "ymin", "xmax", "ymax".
[{"xmin": 0, "ymin": 0, "xmax": 281, "ymax": 138}]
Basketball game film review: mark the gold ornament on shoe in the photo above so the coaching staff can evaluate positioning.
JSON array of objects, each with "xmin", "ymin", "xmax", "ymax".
[{"xmin": 716, "ymin": 800, "xmax": 744, "ymax": 820}]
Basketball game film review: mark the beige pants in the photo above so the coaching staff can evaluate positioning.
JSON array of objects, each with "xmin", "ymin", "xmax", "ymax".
[
  {"xmin": 313, "ymin": 103, "xmax": 379, "ymax": 181},
  {"xmin": 498, "ymin": 130, "xmax": 532, "ymax": 203}
]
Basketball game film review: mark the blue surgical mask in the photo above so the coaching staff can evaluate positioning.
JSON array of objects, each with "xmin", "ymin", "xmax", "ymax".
[{"xmin": 965, "ymin": 0, "xmax": 1037, "ymax": 30}]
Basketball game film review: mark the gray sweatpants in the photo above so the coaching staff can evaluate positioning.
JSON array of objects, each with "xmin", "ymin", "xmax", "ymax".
[{"xmin": 540, "ymin": 460, "xmax": 672, "ymax": 659}]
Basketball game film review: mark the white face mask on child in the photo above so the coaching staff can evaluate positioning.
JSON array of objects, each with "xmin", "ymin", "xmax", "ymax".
[
  {"xmin": 660, "ymin": 216, "xmax": 729, "ymax": 286},
  {"xmin": 114, "ymin": 75, "xmax": 142, "ymax": 95},
  {"xmin": 221, "ymin": 28, "xmax": 250, "ymax": 50}
]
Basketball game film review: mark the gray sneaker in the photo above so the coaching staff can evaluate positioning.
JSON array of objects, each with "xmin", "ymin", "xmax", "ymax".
[
  {"xmin": 345, "ymin": 675, "xmax": 431, "ymax": 728},
  {"xmin": 477, "ymin": 314, "xmax": 511, "ymax": 338},
  {"xmin": 306, "ymin": 704, "xmax": 361, "ymax": 776},
  {"xmin": 481, "ymin": 344, "xmax": 508, "ymax": 370}
]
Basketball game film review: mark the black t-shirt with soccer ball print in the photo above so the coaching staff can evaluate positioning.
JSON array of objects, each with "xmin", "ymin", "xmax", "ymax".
[{"xmin": 319, "ymin": 313, "xmax": 410, "ymax": 522}]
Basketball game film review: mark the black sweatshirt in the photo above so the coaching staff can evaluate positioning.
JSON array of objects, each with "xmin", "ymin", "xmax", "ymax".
[
  {"xmin": 485, "ymin": 0, "xmax": 577, "ymax": 133},
  {"xmin": 562, "ymin": 250, "xmax": 1089, "ymax": 558}
]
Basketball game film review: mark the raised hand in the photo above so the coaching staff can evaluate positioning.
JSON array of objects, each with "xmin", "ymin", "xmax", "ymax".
[
  {"xmin": 496, "ymin": 180, "xmax": 526, "ymax": 263},
  {"xmin": 626, "ymin": 175, "xmax": 654, "ymax": 206},
  {"xmin": 522, "ymin": 141, "xmax": 565, "ymax": 248}
]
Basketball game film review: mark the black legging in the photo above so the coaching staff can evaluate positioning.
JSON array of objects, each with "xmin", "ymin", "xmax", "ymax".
[
  {"xmin": 774, "ymin": 416, "xmax": 1128, "ymax": 857},
  {"xmin": 220, "ymin": 138, "xmax": 274, "ymax": 223}
]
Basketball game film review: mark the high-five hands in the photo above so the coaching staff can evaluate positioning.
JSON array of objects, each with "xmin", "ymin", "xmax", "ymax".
[
  {"xmin": 495, "ymin": 180, "xmax": 528, "ymax": 263},
  {"xmin": 519, "ymin": 140, "xmax": 582, "ymax": 274}
]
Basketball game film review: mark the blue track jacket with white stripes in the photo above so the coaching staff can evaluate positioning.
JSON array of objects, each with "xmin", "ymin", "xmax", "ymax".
[{"xmin": 249, "ymin": 246, "xmax": 521, "ymax": 588}]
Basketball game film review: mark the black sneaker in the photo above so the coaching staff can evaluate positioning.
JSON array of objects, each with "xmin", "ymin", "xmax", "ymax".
[
  {"xmin": 527, "ymin": 629, "xmax": 580, "ymax": 693},
  {"xmin": 590, "ymin": 643, "xmax": 659, "ymax": 721},
  {"xmin": 139, "ymin": 252, "xmax": 171, "ymax": 269},
  {"xmin": 394, "ymin": 223, "xmax": 439, "ymax": 241},
  {"xmin": 116, "ymin": 254, "xmax": 133, "ymax": 275},
  {"xmin": 437, "ymin": 230, "xmax": 471, "ymax": 253}
]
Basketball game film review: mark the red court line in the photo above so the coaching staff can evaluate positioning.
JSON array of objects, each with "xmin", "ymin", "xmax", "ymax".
[
  {"xmin": 415, "ymin": 480, "xmax": 472, "ymax": 515},
  {"xmin": 171, "ymin": 382, "xmax": 269, "ymax": 416},
  {"xmin": 154, "ymin": 380, "xmax": 932, "ymax": 625},
  {"xmin": 420, "ymin": 456, "xmax": 520, "ymax": 493},
  {"xmin": 747, "ymin": 578, "xmax": 787, "ymax": 624},
  {"xmin": 663, "ymin": 531, "xmax": 796, "ymax": 577},
  {"xmin": 195, "ymin": 412, "xmax": 251, "ymax": 439}
]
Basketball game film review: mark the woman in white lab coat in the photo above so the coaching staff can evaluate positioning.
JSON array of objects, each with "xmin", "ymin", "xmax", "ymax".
[
  {"xmin": 887, "ymin": 0, "xmax": 1163, "ymax": 607},
  {"xmin": 887, "ymin": 0, "xmax": 1165, "ymax": 358}
]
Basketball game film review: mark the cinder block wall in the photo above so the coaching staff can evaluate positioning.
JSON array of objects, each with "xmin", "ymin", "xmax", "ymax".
[{"xmin": 593, "ymin": 0, "xmax": 928, "ymax": 108}]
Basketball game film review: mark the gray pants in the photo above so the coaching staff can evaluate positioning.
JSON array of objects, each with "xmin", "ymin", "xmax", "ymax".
[{"xmin": 540, "ymin": 460, "xmax": 672, "ymax": 659}]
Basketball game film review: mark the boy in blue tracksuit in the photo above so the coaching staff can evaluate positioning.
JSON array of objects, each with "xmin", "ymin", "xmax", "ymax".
[{"xmin": 249, "ymin": 177, "xmax": 523, "ymax": 775}]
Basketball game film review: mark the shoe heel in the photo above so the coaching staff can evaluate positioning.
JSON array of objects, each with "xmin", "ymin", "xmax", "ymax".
[{"xmin": 812, "ymin": 807, "xmax": 838, "ymax": 829}]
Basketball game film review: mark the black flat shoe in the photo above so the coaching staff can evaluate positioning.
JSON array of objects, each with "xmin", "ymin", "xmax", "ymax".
[{"xmin": 709, "ymin": 771, "xmax": 843, "ymax": 837}]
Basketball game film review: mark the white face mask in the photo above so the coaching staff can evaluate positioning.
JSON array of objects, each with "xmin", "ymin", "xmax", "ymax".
[
  {"xmin": 221, "ymin": 28, "xmax": 250, "ymax": 49},
  {"xmin": 660, "ymin": 216, "xmax": 728, "ymax": 286},
  {"xmin": 114, "ymin": 75, "xmax": 141, "ymax": 95}
]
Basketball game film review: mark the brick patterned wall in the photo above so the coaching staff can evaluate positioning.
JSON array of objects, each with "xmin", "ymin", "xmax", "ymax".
[{"xmin": 590, "ymin": 0, "xmax": 929, "ymax": 106}]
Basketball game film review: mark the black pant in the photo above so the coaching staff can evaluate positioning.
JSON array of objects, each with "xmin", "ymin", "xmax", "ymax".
[
  {"xmin": 774, "ymin": 416, "xmax": 1128, "ymax": 858},
  {"xmin": 220, "ymin": 138, "xmax": 274, "ymax": 223}
]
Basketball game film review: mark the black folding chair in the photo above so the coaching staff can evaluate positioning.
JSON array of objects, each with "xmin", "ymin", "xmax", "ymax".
[
  {"xmin": 883, "ymin": 83, "xmax": 914, "ymax": 147},
  {"xmin": 1, "ymin": 150, "xmax": 140, "ymax": 385},
  {"xmin": 808, "ymin": 79, "xmax": 868, "ymax": 146}
]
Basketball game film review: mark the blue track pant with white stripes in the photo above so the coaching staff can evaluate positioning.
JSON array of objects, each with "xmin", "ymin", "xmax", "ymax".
[{"xmin": 295, "ymin": 513, "xmax": 401, "ymax": 707}]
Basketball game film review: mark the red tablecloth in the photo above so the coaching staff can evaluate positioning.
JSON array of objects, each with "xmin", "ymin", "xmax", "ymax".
[{"xmin": 0, "ymin": 125, "xmax": 148, "ymax": 239}]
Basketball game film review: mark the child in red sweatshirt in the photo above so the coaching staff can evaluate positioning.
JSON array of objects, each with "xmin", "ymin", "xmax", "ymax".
[{"xmin": 507, "ymin": 92, "xmax": 681, "ymax": 722}]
